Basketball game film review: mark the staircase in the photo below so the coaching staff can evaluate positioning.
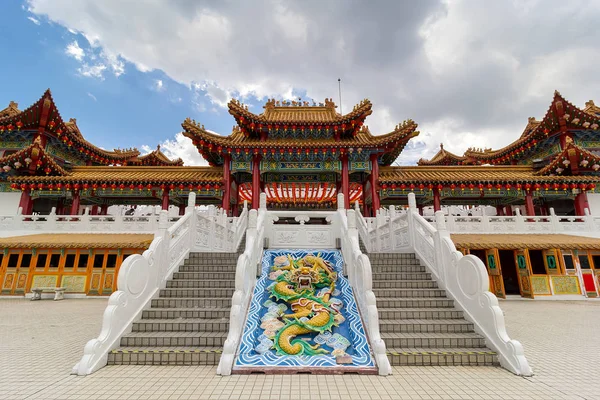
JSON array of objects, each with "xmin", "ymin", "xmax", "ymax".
[
  {"xmin": 107, "ymin": 251, "xmax": 240, "ymax": 366},
  {"xmin": 370, "ymin": 253, "xmax": 500, "ymax": 367}
]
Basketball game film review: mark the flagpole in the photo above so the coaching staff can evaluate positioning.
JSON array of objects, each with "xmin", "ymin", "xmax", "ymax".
[{"xmin": 338, "ymin": 78, "xmax": 342, "ymax": 114}]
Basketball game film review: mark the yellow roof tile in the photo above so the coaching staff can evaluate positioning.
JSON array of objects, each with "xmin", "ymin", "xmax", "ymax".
[
  {"xmin": 452, "ymin": 233, "xmax": 600, "ymax": 250},
  {"xmin": 0, "ymin": 233, "xmax": 153, "ymax": 249}
]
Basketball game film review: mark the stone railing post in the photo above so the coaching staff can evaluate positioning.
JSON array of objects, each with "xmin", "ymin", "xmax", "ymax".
[
  {"xmin": 81, "ymin": 207, "xmax": 91, "ymax": 230},
  {"xmin": 549, "ymin": 207, "xmax": 561, "ymax": 232},
  {"xmin": 584, "ymin": 208, "xmax": 595, "ymax": 231},
  {"xmin": 407, "ymin": 192, "xmax": 417, "ymax": 249},
  {"xmin": 446, "ymin": 214, "xmax": 455, "ymax": 231},
  {"xmin": 388, "ymin": 205, "xmax": 396, "ymax": 250},
  {"xmin": 433, "ymin": 210, "xmax": 449, "ymax": 289},
  {"xmin": 515, "ymin": 208, "xmax": 525, "ymax": 231},
  {"xmin": 14, "ymin": 207, "xmax": 23, "ymax": 230},
  {"xmin": 47, "ymin": 207, "xmax": 57, "ymax": 230},
  {"xmin": 186, "ymin": 192, "xmax": 197, "ymax": 248},
  {"xmin": 337, "ymin": 193, "xmax": 345, "ymax": 211},
  {"xmin": 481, "ymin": 214, "xmax": 490, "ymax": 232}
]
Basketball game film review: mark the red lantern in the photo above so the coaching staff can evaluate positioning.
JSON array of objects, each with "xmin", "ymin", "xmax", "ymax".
[
  {"xmin": 450, "ymin": 184, "xmax": 456, "ymax": 190},
  {"xmin": 129, "ymin": 184, "xmax": 135, "ymax": 190},
  {"xmin": 400, "ymin": 184, "xmax": 406, "ymax": 190},
  {"xmin": 505, "ymin": 184, "xmax": 511, "ymax": 190},
  {"xmin": 469, "ymin": 183, "xmax": 475, "ymax": 190},
  {"xmin": 534, "ymin": 183, "xmax": 541, "ymax": 191},
  {"xmin": 487, "ymin": 183, "xmax": 493, "ymax": 191},
  {"xmin": 48, "ymin": 184, "xmax": 54, "ymax": 191},
  {"xmin": 579, "ymin": 183, "xmax": 587, "ymax": 191},
  {"xmin": 418, "ymin": 184, "xmax": 424, "ymax": 190},
  {"xmin": 179, "ymin": 184, "xmax": 184, "ymax": 190},
  {"xmin": 562, "ymin": 183, "xmax": 569, "ymax": 190},
  {"xmin": 169, "ymin": 184, "xmax": 175, "ymax": 190},
  {"xmin": 460, "ymin": 184, "xmax": 465, "ymax": 191},
  {"xmin": 437, "ymin": 184, "xmax": 443, "ymax": 190},
  {"xmin": 382, "ymin": 184, "xmax": 388, "ymax": 189},
  {"xmin": 589, "ymin": 183, "xmax": 596, "ymax": 190},
  {"xmin": 409, "ymin": 184, "xmax": 415, "ymax": 191},
  {"xmin": 119, "ymin": 184, "xmax": 125, "ymax": 191},
  {"xmin": 525, "ymin": 183, "xmax": 531, "ymax": 191},
  {"xmin": 74, "ymin": 183, "xmax": 80, "ymax": 190},
  {"xmin": 391, "ymin": 184, "xmax": 397, "ymax": 190},
  {"xmin": 101, "ymin": 183, "xmax": 107, "ymax": 190}
]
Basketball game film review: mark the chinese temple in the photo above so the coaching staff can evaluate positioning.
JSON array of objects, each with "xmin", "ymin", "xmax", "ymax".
[{"xmin": 3, "ymin": 90, "xmax": 600, "ymax": 219}]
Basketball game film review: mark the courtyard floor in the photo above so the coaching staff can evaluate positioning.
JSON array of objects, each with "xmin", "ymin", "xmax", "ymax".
[{"xmin": 0, "ymin": 298, "xmax": 599, "ymax": 400}]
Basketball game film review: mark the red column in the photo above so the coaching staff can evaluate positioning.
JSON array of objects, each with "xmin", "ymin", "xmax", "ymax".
[
  {"xmin": 162, "ymin": 188, "xmax": 170, "ymax": 211},
  {"xmin": 91, "ymin": 205, "xmax": 98, "ymax": 215},
  {"xmin": 433, "ymin": 188, "xmax": 441, "ymax": 212},
  {"xmin": 525, "ymin": 191, "xmax": 535, "ymax": 216},
  {"xmin": 222, "ymin": 154, "xmax": 231, "ymax": 215},
  {"xmin": 504, "ymin": 205, "xmax": 513, "ymax": 216},
  {"xmin": 70, "ymin": 190, "xmax": 80, "ymax": 215},
  {"xmin": 418, "ymin": 205, "xmax": 424, "ymax": 216},
  {"xmin": 19, "ymin": 188, "xmax": 33, "ymax": 215},
  {"xmin": 100, "ymin": 204, "xmax": 109, "ymax": 215},
  {"xmin": 178, "ymin": 204, "xmax": 186, "ymax": 216},
  {"xmin": 341, "ymin": 154, "xmax": 349, "ymax": 209},
  {"xmin": 362, "ymin": 181, "xmax": 369, "ymax": 215},
  {"xmin": 574, "ymin": 191, "xmax": 589, "ymax": 216},
  {"xmin": 56, "ymin": 199, "xmax": 65, "ymax": 216},
  {"xmin": 370, "ymin": 153, "xmax": 380, "ymax": 212},
  {"xmin": 252, "ymin": 155, "xmax": 261, "ymax": 210},
  {"xmin": 495, "ymin": 205, "xmax": 505, "ymax": 216}
]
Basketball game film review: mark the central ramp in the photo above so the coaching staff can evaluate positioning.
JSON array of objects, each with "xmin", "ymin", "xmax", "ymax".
[{"xmin": 233, "ymin": 249, "xmax": 376, "ymax": 374}]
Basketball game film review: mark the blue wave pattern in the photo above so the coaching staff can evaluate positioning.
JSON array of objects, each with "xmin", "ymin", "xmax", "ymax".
[{"xmin": 234, "ymin": 249, "xmax": 374, "ymax": 369}]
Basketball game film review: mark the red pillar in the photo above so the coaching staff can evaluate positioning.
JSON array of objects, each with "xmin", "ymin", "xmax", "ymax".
[
  {"xmin": 418, "ymin": 205, "xmax": 424, "ymax": 216},
  {"xmin": 370, "ymin": 153, "xmax": 380, "ymax": 213},
  {"xmin": 525, "ymin": 191, "xmax": 535, "ymax": 216},
  {"xmin": 252, "ymin": 155, "xmax": 261, "ymax": 210},
  {"xmin": 161, "ymin": 189, "xmax": 170, "ymax": 211},
  {"xmin": 222, "ymin": 154, "xmax": 231, "ymax": 215},
  {"xmin": 70, "ymin": 190, "xmax": 80, "ymax": 215},
  {"xmin": 341, "ymin": 154, "xmax": 349, "ymax": 209},
  {"xmin": 574, "ymin": 191, "xmax": 589, "ymax": 216},
  {"xmin": 504, "ymin": 205, "xmax": 513, "ymax": 216},
  {"xmin": 91, "ymin": 205, "xmax": 98, "ymax": 215},
  {"xmin": 100, "ymin": 204, "xmax": 109, "ymax": 215},
  {"xmin": 19, "ymin": 188, "xmax": 33, "ymax": 215},
  {"xmin": 433, "ymin": 188, "xmax": 441, "ymax": 212},
  {"xmin": 178, "ymin": 204, "xmax": 186, "ymax": 216},
  {"xmin": 495, "ymin": 205, "xmax": 505, "ymax": 216}
]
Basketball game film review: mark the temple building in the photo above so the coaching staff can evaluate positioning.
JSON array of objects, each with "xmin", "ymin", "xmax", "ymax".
[{"xmin": 1, "ymin": 89, "xmax": 600, "ymax": 299}]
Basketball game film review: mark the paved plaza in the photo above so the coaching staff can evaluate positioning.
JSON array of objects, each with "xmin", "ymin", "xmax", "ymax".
[{"xmin": 0, "ymin": 298, "xmax": 599, "ymax": 400}]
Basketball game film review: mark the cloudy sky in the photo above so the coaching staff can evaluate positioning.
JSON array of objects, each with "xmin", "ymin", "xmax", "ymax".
[{"xmin": 2, "ymin": 1, "xmax": 600, "ymax": 165}]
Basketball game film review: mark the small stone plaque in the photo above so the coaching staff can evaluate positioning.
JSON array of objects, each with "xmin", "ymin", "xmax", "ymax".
[{"xmin": 336, "ymin": 355, "xmax": 353, "ymax": 365}]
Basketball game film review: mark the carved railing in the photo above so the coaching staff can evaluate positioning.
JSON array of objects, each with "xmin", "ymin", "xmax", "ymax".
[
  {"xmin": 339, "ymin": 195, "xmax": 391, "ymax": 376},
  {"xmin": 218, "ymin": 195, "xmax": 267, "ymax": 375},
  {"xmin": 421, "ymin": 208, "xmax": 600, "ymax": 235},
  {"xmin": 263, "ymin": 210, "xmax": 338, "ymax": 249},
  {"xmin": 72, "ymin": 193, "xmax": 247, "ymax": 375},
  {"xmin": 356, "ymin": 193, "xmax": 532, "ymax": 376}
]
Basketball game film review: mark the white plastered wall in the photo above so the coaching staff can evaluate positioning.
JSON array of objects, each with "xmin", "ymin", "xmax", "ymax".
[
  {"xmin": 0, "ymin": 192, "xmax": 21, "ymax": 214},
  {"xmin": 586, "ymin": 193, "xmax": 600, "ymax": 215}
]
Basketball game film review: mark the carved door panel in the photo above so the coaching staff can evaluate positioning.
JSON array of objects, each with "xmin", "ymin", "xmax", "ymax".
[
  {"xmin": 485, "ymin": 249, "xmax": 505, "ymax": 299},
  {"xmin": 515, "ymin": 250, "xmax": 534, "ymax": 299},
  {"xmin": 543, "ymin": 250, "xmax": 560, "ymax": 275}
]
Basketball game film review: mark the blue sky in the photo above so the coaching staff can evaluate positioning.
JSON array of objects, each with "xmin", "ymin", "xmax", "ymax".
[
  {"xmin": 0, "ymin": 2, "xmax": 267, "ymax": 162},
  {"xmin": 3, "ymin": 1, "xmax": 600, "ymax": 165}
]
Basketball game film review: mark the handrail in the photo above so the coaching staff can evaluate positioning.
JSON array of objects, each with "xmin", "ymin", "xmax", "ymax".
[
  {"xmin": 72, "ymin": 193, "xmax": 247, "ymax": 376},
  {"xmin": 217, "ymin": 194, "xmax": 267, "ymax": 375},
  {"xmin": 338, "ymin": 194, "xmax": 391, "ymax": 375},
  {"xmin": 372, "ymin": 193, "xmax": 532, "ymax": 376}
]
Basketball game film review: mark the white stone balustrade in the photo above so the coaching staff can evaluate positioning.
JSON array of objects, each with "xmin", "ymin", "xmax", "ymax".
[{"xmin": 355, "ymin": 194, "xmax": 533, "ymax": 376}]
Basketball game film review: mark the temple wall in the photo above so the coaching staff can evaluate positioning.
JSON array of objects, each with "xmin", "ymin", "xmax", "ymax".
[{"xmin": 0, "ymin": 192, "xmax": 21, "ymax": 214}]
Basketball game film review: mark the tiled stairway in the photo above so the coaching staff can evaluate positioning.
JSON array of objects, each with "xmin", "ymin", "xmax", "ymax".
[
  {"xmin": 107, "ymin": 251, "xmax": 240, "ymax": 365},
  {"xmin": 368, "ymin": 252, "xmax": 500, "ymax": 367}
]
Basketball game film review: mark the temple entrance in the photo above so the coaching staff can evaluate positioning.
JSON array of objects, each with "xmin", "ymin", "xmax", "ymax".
[{"xmin": 499, "ymin": 250, "xmax": 520, "ymax": 295}]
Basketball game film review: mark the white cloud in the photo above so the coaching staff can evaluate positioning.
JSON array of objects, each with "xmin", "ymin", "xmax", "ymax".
[
  {"xmin": 154, "ymin": 79, "xmax": 164, "ymax": 92},
  {"xmin": 27, "ymin": 16, "xmax": 41, "ymax": 25},
  {"xmin": 78, "ymin": 63, "xmax": 106, "ymax": 79},
  {"xmin": 86, "ymin": 92, "xmax": 97, "ymax": 101},
  {"xmin": 142, "ymin": 133, "xmax": 208, "ymax": 166},
  {"xmin": 27, "ymin": 0, "xmax": 600, "ymax": 163},
  {"xmin": 65, "ymin": 41, "xmax": 84, "ymax": 61}
]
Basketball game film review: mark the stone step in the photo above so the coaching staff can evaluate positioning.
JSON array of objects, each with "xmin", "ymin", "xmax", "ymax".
[
  {"xmin": 107, "ymin": 347, "xmax": 222, "ymax": 365},
  {"xmin": 132, "ymin": 318, "xmax": 229, "ymax": 333},
  {"xmin": 120, "ymin": 331, "xmax": 227, "ymax": 347},
  {"xmin": 386, "ymin": 348, "xmax": 499, "ymax": 366},
  {"xmin": 369, "ymin": 258, "xmax": 421, "ymax": 266},
  {"xmin": 373, "ymin": 288, "xmax": 446, "ymax": 298},
  {"xmin": 376, "ymin": 297, "xmax": 454, "ymax": 308},
  {"xmin": 178, "ymin": 265, "xmax": 237, "ymax": 273},
  {"xmin": 378, "ymin": 308, "xmax": 464, "ymax": 320},
  {"xmin": 143, "ymin": 307, "xmax": 230, "ymax": 320},
  {"xmin": 369, "ymin": 253, "xmax": 416, "ymax": 260},
  {"xmin": 379, "ymin": 319, "xmax": 474, "ymax": 333},
  {"xmin": 159, "ymin": 288, "xmax": 235, "ymax": 298},
  {"xmin": 370, "ymin": 265, "xmax": 426, "ymax": 273},
  {"xmin": 151, "ymin": 297, "xmax": 232, "ymax": 308},
  {"xmin": 173, "ymin": 271, "xmax": 236, "ymax": 280},
  {"xmin": 167, "ymin": 279, "xmax": 235, "ymax": 289},
  {"xmin": 372, "ymin": 272, "xmax": 431, "ymax": 281},
  {"xmin": 381, "ymin": 332, "xmax": 487, "ymax": 349},
  {"xmin": 373, "ymin": 280, "xmax": 438, "ymax": 289},
  {"xmin": 183, "ymin": 258, "xmax": 239, "ymax": 265}
]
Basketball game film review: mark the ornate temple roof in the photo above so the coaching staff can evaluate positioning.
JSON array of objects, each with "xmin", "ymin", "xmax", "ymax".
[
  {"xmin": 182, "ymin": 115, "xmax": 419, "ymax": 166},
  {"xmin": 535, "ymin": 139, "xmax": 600, "ymax": 176},
  {"xmin": 0, "ymin": 101, "xmax": 21, "ymax": 118},
  {"xmin": 129, "ymin": 145, "xmax": 184, "ymax": 166},
  {"xmin": 0, "ymin": 233, "xmax": 153, "ymax": 249},
  {"xmin": 451, "ymin": 234, "xmax": 600, "ymax": 251},
  {"xmin": 463, "ymin": 91, "xmax": 600, "ymax": 165},
  {"xmin": 228, "ymin": 98, "xmax": 373, "ymax": 127},
  {"xmin": 8, "ymin": 166, "xmax": 222, "ymax": 185},
  {"xmin": 0, "ymin": 141, "xmax": 69, "ymax": 176},
  {"xmin": 418, "ymin": 143, "xmax": 466, "ymax": 166},
  {"xmin": 378, "ymin": 165, "xmax": 600, "ymax": 185}
]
